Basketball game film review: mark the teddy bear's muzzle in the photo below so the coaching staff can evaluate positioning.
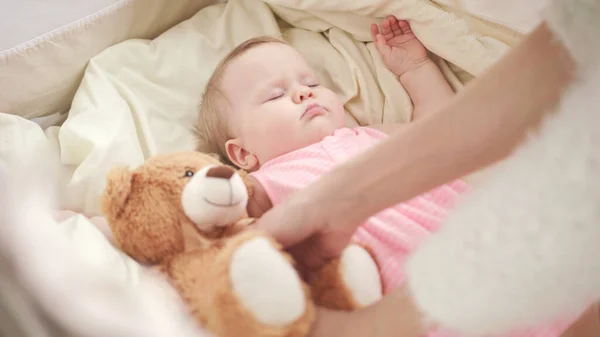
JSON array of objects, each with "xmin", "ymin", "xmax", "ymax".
[
  {"xmin": 206, "ymin": 166, "xmax": 235, "ymax": 180},
  {"xmin": 181, "ymin": 165, "xmax": 249, "ymax": 232}
]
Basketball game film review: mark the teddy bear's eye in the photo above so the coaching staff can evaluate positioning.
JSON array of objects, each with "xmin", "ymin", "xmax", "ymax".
[{"xmin": 184, "ymin": 170, "xmax": 194, "ymax": 178}]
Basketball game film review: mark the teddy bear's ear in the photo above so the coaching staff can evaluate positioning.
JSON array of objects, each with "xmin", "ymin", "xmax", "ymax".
[{"xmin": 101, "ymin": 166, "xmax": 133, "ymax": 222}]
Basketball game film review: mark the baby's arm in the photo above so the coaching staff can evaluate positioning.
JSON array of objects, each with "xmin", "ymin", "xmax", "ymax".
[
  {"xmin": 372, "ymin": 63, "xmax": 454, "ymax": 135},
  {"xmin": 370, "ymin": 16, "xmax": 454, "ymax": 135},
  {"xmin": 398, "ymin": 60, "xmax": 455, "ymax": 120}
]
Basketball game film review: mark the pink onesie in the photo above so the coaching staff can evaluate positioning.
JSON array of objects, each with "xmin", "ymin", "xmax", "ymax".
[
  {"xmin": 251, "ymin": 126, "xmax": 570, "ymax": 337},
  {"xmin": 250, "ymin": 126, "xmax": 470, "ymax": 292}
]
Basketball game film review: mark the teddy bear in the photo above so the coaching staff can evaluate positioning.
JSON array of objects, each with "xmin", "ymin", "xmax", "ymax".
[{"xmin": 101, "ymin": 151, "xmax": 383, "ymax": 337}]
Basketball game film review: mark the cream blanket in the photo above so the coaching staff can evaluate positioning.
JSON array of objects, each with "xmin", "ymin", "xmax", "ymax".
[{"xmin": 3, "ymin": 0, "xmax": 517, "ymax": 216}]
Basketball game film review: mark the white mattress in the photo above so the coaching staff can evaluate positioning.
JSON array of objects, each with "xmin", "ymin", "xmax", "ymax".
[{"xmin": 0, "ymin": 0, "xmax": 122, "ymax": 52}]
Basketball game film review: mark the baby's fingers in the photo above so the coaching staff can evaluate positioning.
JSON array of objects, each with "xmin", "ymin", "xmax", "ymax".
[
  {"xmin": 370, "ymin": 23, "xmax": 380, "ymax": 43},
  {"xmin": 398, "ymin": 19, "xmax": 412, "ymax": 34},
  {"xmin": 389, "ymin": 16, "xmax": 403, "ymax": 35},
  {"xmin": 381, "ymin": 16, "xmax": 396, "ymax": 40},
  {"xmin": 374, "ymin": 34, "xmax": 391, "ymax": 56}
]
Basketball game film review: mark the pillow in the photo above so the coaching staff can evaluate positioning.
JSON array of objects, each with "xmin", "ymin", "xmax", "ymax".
[{"xmin": 58, "ymin": 0, "xmax": 517, "ymax": 215}]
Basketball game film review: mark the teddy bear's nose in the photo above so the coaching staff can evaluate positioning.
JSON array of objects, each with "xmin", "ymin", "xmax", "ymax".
[{"xmin": 206, "ymin": 166, "xmax": 235, "ymax": 180}]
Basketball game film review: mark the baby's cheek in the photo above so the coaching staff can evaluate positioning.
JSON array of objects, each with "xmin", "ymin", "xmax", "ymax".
[
  {"xmin": 323, "ymin": 92, "xmax": 345, "ymax": 118},
  {"xmin": 330, "ymin": 103, "xmax": 347, "ymax": 126}
]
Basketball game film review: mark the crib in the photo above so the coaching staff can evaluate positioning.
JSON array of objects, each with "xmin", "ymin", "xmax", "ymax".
[{"xmin": 3, "ymin": 1, "xmax": 597, "ymax": 336}]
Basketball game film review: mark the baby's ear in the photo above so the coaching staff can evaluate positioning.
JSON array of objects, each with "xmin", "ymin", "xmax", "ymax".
[{"xmin": 101, "ymin": 166, "xmax": 133, "ymax": 222}]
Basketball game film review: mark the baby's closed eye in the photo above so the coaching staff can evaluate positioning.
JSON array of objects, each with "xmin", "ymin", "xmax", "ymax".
[
  {"xmin": 265, "ymin": 89, "xmax": 284, "ymax": 102},
  {"xmin": 301, "ymin": 76, "xmax": 320, "ymax": 88}
]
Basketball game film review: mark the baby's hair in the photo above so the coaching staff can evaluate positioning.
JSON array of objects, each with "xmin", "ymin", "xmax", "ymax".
[{"xmin": 195, "ymin": 35, "xmax": 288, "ymax": 166}]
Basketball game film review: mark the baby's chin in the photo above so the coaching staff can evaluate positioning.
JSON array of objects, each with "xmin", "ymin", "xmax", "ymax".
[
  {"xmin": 308, "ymin": 123, "xmax": 338, "ymax": 139},
  {"xmin": 310, "ymin": 113, "xmax": 344, "ymax": 132},
  {"xmin": 260, "ymin": 121, "xmax": 344, "ymax": 163},
  {"xmin": 266, "ymin": 128, "xmax": 334, "ymax": 159},
  {"xmin": 300, "ymin": 123, "xmax": 342, "ymax": 148}
]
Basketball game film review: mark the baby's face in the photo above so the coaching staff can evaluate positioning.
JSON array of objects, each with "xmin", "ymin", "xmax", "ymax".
[{"xmin": 221, "ymin": 43, "xmax": 345, "ymax": 168}]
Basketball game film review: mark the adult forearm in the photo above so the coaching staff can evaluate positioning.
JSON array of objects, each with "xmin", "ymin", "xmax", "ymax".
[
  {"xmin": 322, "ymin": 22, "xmax": 574, "ymax": 223},
  {"xmin": 560, "ymin": 303, "xmax": 600, "ymax": 337}
]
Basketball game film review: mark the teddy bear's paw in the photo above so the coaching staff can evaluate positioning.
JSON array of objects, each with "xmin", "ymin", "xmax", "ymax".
[
  {"xmin": 230, "ymin": 237, "xmax": 306, "ymax": 326},
  {"xmin": 339, "ymin": 244, "xmax": 382, "ymax": 307}
]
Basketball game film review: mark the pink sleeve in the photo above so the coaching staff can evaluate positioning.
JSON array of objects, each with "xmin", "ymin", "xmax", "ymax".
[{"xmin": 249, "ymin": 146, "xmax": 335, "ymax": 205}]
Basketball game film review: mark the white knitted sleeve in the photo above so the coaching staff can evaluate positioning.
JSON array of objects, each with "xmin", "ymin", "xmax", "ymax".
[{"xmin": 403, "ymin": 0, "xmax": 600, "ymax": 335}]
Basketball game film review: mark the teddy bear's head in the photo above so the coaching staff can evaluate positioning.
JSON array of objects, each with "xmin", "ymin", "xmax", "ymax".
[{"xmin": 101, "ymin": 151, "xmax": 252, "ymax": 265}]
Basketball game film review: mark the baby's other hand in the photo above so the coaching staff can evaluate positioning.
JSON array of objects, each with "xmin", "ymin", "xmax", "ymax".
[{"xmin": 371, "ymin": 16, "xmax": 430, "ymax": 77}]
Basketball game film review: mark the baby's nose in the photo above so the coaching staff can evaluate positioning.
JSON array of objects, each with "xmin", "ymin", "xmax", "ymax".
[
  {"xmin": 294, "ymin": 86, "xmax": 315, "ymax": 102},
  {"xmin": 206, "ymin": 166, "xmax": 235, "ymax": 180},
  {"xmin": 299, "ymin": 92, "xmax": 314, "ymax": 100}
]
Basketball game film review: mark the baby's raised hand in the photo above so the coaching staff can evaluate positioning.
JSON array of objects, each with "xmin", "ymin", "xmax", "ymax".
[{"xmin": 371, "ymin": 16, "xmax": 429, "ymax": 77}]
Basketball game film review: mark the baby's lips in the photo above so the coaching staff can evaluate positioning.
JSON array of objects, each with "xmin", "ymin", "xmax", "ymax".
[{"xmin": 300, "ymin": 104, "xmax": 326, "ymax": 120}]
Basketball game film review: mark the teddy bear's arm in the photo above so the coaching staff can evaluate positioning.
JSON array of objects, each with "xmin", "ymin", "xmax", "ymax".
[{"xmin": 307, "ymin": 244, "xmax": 382, "ymax": 311}]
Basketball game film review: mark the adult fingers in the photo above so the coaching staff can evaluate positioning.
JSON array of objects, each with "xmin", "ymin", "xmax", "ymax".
[
  {"xmin": 287, "ymin": 236, "xmax": 331, "ymax": 272},
  {"xmin": 254, "ymin": 203, "xmax": 314, "ymax": 248}
]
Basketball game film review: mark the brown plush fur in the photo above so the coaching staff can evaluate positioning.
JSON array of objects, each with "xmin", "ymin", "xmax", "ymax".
[
  {"xmin": 308, "ymin": 244, "xmax": 380, "ymax": 310},
  {"xmin": 164, "ymin": 230, "xmax": 315, "ymax": 337},
  {"xmin": 102, "ymin": 152, "xmax": 227, "ymax": 264},
  {"xmin": 101, "ymin": 151, "xmax": 379, "ymax": 337}
]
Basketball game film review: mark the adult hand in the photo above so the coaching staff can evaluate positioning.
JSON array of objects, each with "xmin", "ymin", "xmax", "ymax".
[
  {"xmin": 307, "ymin": 285, "xmax": 430, "ymax": 337},
  {"xmin": 254, "ymin": 174, "xmax": 369, "ymax": 270}
]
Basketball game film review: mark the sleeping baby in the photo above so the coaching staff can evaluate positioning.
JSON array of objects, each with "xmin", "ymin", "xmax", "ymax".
[{"xmin": 195, "ymin": 16, "xmax": 470, "ymax": 292}]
